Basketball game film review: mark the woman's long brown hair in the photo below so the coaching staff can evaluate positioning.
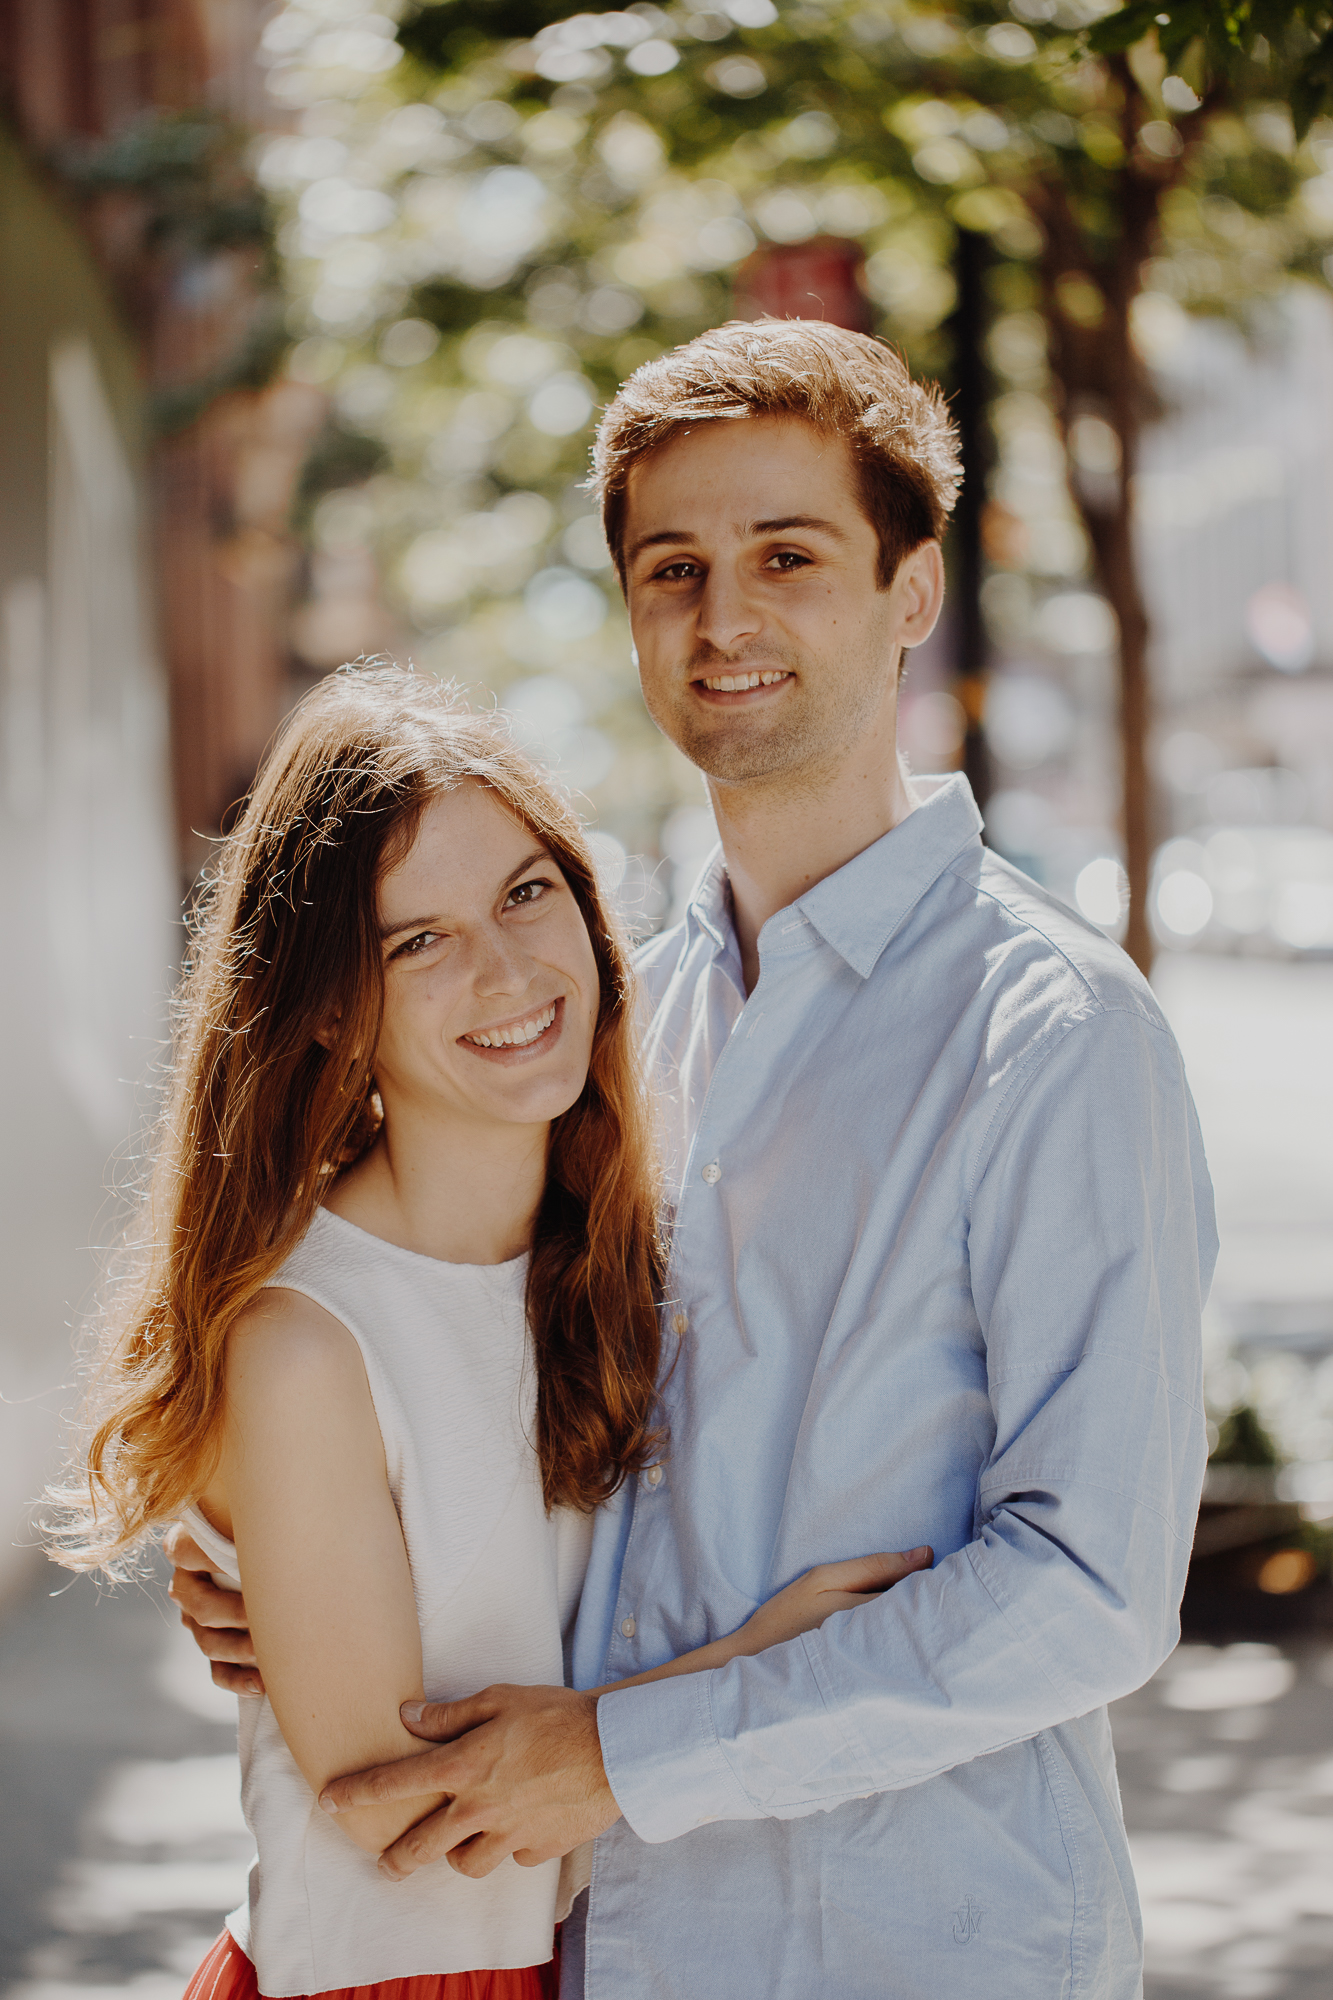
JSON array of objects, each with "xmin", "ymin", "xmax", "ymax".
[{"xmin": 55, "ymin": 665, "xmax": 665, "ymax": 1569}]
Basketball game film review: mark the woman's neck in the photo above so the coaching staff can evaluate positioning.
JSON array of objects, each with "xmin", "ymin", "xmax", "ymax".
[{"xmin": 325, "ymin": 1102, "xmax": 548, "ymax": 1266}]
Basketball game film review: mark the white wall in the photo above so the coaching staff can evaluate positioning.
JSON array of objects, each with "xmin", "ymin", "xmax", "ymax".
[{"xmin": 0, "ymin": 193, "xmax": 178, "ymax": 1604}]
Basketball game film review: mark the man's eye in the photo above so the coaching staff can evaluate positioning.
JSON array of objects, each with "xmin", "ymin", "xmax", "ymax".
[
  {"xmin": 766, "ymin": 550, "xmax": 811, "ymax": 571},
  {"xmin": 654, "ymin": 560, "xmax": 702, "ymax": 581},
  {"xmin": 506, "ymin": 878, "xmax": 552, "ymax": 909}
]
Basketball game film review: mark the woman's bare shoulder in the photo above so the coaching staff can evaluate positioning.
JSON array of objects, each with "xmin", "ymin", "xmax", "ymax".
[
  {"xmin": 225, "ymin": 1287, "xmax": 367, "ymax": 1405},
  {"xmin": 205, "ymin": 1293, "xmax": 380, "ymax": 1535}
]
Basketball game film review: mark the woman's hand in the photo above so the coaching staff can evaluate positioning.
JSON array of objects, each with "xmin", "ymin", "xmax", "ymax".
[
  {"xmin": 595, "ymin": 1546, "xmax": 934, "ymax": 1698},
  {"xmin": 732, "ymin": 1548, "xmax": 933, "ymax": 1656}
]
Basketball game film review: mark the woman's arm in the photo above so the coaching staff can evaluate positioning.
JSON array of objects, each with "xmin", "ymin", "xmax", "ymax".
[
  {"xmin": 593, "ymin": 1546, "xmax": 934, "ymax": 1695},
  {"xmin": 205, "ymin": 1287, "xmax": 444, "ymax": 1858}
]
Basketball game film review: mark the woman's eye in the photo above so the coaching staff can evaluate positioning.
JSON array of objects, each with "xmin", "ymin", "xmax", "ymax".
[
  {"xmin": 391, "ymin": 930, "xmax": 440, "ymax": 960},
  {"xmin": 505, "ymin": 878, "xmax": 552, "ymax": 910}
]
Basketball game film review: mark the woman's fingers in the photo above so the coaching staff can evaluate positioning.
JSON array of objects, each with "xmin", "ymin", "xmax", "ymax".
[{"xmin": 812, "ymin": 1548, "xmax": 933, "ymax": 1596}]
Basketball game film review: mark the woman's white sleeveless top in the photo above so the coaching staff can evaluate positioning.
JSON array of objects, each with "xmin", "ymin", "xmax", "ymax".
[{"xmin": 179, "ymin": 1206, "xmax": 593, "ymax": 1997}]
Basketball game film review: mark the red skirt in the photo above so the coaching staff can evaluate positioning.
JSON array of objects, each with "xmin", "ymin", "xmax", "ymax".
[{"xmin": 182, "ymin": 1929, "xmax": 559, "ymax": 2000}]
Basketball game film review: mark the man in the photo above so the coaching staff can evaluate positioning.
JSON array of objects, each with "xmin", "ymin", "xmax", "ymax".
[{"xmin": 171, "ymin": 320, "xmax": 1215, "ymax": 1997}]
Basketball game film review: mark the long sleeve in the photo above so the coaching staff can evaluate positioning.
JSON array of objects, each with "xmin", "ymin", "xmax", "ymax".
[{"xmin": 597, "ymin": 1005, "xmax": 1216, "ymax": 1843}]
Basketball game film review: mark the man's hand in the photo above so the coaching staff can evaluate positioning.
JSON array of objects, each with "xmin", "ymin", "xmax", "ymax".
[
  {"xmin": 318, "ymin": 1683, "xmax": 620, "ymax": 1883},
  {"xmin": 163, "ymin": 1522, "xmax": 264, "ymax": 1697}
]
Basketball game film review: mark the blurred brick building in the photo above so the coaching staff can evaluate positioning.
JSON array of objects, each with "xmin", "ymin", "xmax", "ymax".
[
  {"xmin": 1, "ymin": 0, "xmax": 327, "ymax": 872},
  {"xmin": 0, "ymin": 0, "xmax": 320, "ymax": 1597}
]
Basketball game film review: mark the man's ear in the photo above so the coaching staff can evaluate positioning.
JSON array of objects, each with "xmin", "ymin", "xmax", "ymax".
[{"xmin": 895, "ymin": 540, "xmax": 946, "ymax": 649}]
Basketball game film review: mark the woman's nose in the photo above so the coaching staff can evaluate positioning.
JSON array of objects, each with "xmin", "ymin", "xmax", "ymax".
[{"xmin": 470, "ymin": 927, "xmax": 531, "ymax": 997}]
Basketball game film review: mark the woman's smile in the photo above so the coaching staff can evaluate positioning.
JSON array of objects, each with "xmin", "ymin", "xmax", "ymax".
[{"xmin": 459, "ymin": 996, "xmax": 563, "ymax": 1062}]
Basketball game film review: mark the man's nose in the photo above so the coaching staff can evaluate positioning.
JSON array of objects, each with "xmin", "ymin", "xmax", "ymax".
[{"xmin": 695, "ymin": 565, "xmax": 762, "ymax": 652}]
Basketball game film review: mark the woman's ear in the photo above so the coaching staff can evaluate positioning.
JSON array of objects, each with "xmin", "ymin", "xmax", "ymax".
[{"xmin": 312, "ymin": 1009, "xmax": 342, "ymax": 1052}]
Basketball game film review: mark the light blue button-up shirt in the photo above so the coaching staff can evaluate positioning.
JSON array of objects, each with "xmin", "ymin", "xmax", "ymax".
[{"xmin": 565, "ymin": 775, "xmax": 1215, "ymax": 2000}]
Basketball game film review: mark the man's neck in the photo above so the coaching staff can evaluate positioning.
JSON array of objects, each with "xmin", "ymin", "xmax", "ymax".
[{"xmin": 710, "ymin": 743, "xmax": 919, "ymax": 994}]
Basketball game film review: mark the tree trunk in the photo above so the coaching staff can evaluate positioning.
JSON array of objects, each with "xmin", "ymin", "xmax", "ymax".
[
  {"xmin": 1034, "ymin": 76, "xmax": 1164, "ymax": 977},
  {"xmin": 1087, "ymin": 393, "xmax": 1154, "ymax": 976},
  {"xmin": 948, "ymin": 227, "xmax": 992, "ymax": 817}
]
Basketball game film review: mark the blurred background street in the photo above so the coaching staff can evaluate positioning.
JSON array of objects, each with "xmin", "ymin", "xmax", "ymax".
[
  {"xmin": 3, "ymin": 953, "xmax": 1328, "ymax": 2000},
  {"xmin": 2, "ymin": 0, "xmax": 1333, "ymax": 1993}
]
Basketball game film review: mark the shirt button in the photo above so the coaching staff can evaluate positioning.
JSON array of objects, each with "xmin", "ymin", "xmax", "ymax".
[
  {"xmin": 645, "ymin": 1464, "xmax": 664, "ymax": 1488},
  {"xmin": 671, "ymin": 1311, "xmax": 688, "ymax": 1336},
  {"xmin": 621, "ymin": 1615, "xmax": 636, "ymax": 1638},
  {"xmin": 701, "ymin": 1161, "xmax": 721, "ymax": 1185}
]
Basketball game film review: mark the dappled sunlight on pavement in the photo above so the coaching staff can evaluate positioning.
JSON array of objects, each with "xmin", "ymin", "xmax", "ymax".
[
  {"xmin": 0, "ymin": 1567, "xmax": 247, "ymax": 2000},
  {"xmin": 1113, "ymin": 1641, "xmax": 1333, "ymax": 1998}
]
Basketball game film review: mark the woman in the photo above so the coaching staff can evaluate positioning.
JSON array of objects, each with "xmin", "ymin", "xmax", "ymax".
[{"xmin": 55, "ymin": 666, "xmax": 927, "ymax": 2000}]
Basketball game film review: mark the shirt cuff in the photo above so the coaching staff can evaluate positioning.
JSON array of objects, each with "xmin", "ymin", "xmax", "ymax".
[{"xmin": 596, "ymin": 1670, "xmax": 762, "ymax": 1844}]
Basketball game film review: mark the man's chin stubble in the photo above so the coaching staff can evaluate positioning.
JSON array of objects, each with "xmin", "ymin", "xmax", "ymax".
[
  {"xmin": 667, "ymin": 709, "xmax": 807, "ymax": 786},
  {"xmin": 667, "ymin": 707, "xmax": 854, "ymax": 794}
]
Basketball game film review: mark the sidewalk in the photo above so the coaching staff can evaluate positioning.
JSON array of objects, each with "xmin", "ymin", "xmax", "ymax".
[
  {"xmin": 0, "ymin": 1563, "xmax": 250, "ymax": 2000},
  {"xmin": 2, "ymin": 1562, "xmax": 1332, "ymax": 1999}
]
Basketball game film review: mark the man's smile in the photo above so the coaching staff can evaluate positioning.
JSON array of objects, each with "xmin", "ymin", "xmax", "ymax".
[{"xmin": 691, "ymin": 668, "xmax": 795, "ymax": 702}]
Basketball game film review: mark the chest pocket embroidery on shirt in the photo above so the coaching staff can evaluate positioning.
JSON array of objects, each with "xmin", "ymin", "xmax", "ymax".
[{"xmin": 951, "ymin": 1896, "xmax": 986, "ymax": 1945}]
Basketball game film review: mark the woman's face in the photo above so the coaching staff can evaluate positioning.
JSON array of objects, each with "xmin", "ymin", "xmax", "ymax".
[{"xmin": 371, "ymin": 783, "xmax": 601, "ymax": 1136}]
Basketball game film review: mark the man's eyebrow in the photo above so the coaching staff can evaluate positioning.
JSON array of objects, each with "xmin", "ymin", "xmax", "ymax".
[
  {"xmin": 628, "ymin": 515, "xmax": 851, "ymax": 563},
  {"xmin": 749, "ymin": 514, "xmax": 850, "ymax": 541},
  {"xmin": 378, "ymin": 848, "xmax": 553, "ymax": 938},
  {"xmin": 627, "ymin": 528, "xmax": 694, "ymax": 562}
]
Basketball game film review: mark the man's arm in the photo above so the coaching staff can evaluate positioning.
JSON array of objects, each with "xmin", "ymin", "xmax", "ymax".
[
  {"xmin": 164, "ymin": 1525, "xmax": 264, "ymax": 1698},
  {"xmin": 595, "ymin": 1005, "xmax": 1215, "ymax": 1843},
  {"xmin": 319, "ymin": 1550, "xmax": 933, "ymax": 1878}
]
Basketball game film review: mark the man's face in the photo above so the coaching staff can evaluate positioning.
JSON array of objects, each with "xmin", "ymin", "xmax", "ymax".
[{"xmin": 621, "ymin": 415, "xmax": 924, "ymax": 790}]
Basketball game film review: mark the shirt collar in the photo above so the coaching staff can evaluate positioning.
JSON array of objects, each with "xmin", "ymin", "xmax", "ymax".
[
  {"xmin": 686, "ymin": 774, "xmax": 983, "ymax": 980},
  {"xmin": 797, "ymin": 775, "xmax": 983, "ymax": 977},
  {"xmin": 685, "ymin": 845, "xmax": 731, "ymax": 952}
]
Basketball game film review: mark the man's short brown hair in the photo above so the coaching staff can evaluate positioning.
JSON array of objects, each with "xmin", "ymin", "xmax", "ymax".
[{"xmin": 591, "ymin": 318, "xmax": 962, "ymax": 588}]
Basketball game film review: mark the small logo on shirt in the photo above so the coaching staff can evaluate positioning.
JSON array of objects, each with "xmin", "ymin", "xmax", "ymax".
[{"xmin": 951, "ymin": 1896, "xmax": 986, "ymax": 1945}]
